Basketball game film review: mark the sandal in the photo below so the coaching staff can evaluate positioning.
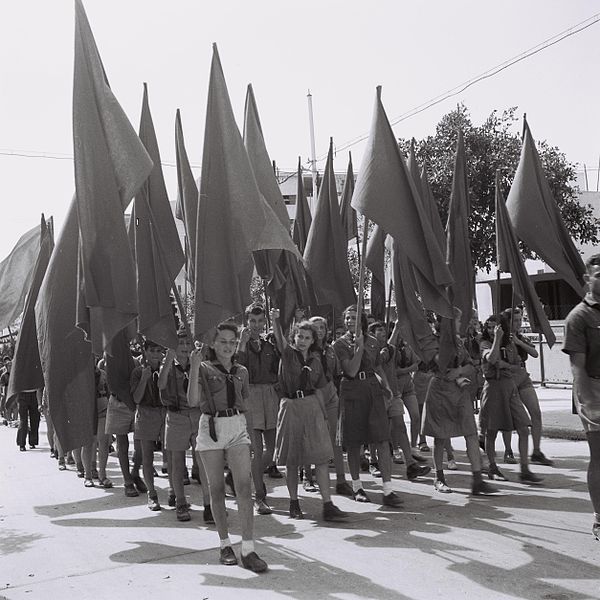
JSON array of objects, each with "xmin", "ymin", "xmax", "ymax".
[{"xmin": 99, "ymin": 478, "xmax": 113, "ymax": 488}]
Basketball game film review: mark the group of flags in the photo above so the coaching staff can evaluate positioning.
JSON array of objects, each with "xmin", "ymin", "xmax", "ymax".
[{"xmin": 0, "ymin": 0, "xmax": 587, "ymax": 452}]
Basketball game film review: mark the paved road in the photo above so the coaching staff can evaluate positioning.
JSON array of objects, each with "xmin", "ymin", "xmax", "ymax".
[{"xmin": 1, "ymin": 386, "xmax": 598, "ymax": 600}]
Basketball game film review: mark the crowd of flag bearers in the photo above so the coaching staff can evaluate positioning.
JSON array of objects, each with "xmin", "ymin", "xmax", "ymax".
[{"xmin": 3, "ymin": 0, "xmax": 600, "ymax": 577}]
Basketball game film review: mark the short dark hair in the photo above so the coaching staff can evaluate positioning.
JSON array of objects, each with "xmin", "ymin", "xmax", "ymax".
[
  {"xmin": 214, "ymin": 321, "xmax": 239, "ymax": 338},
  {"xmin": 368, "ymin": 321, "xmax": 386, "ymax": 334},
  {"xmin": 245, "ymin": 303, "xmax": 265, "ymax": 318},
  {"xmin": 143, "ymin": 339, "xmax": 164, "ymax": 351},
  {"xmin": 585, "ymin": 253, "xmax": 600, "ymax": 271}
]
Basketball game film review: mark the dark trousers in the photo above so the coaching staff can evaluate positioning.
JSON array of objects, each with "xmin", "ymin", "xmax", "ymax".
[{"xmin": 16, "ymin": 392, "xmax": 40, "ymax": 447}]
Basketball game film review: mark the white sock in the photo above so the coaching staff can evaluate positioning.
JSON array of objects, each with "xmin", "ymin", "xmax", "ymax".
[
  {"xmin": 219, "ymin": 537, "xmax": 232, "ymax": 549},
  {"xmin": 382, "ymin": 481, "xmax": 393, "ymax": 495},
  {"xmin": 241, "ymin": 539, "xmax": 255, "ymax": 556},
  {"xmin": 351, "ymin": 479, "xmax": 362, "ymax": 492}
]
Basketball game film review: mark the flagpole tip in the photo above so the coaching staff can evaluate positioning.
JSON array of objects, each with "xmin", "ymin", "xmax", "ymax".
[{"xmin": 376, "ymin": 85, "xmax": 382, "ymax": 99}]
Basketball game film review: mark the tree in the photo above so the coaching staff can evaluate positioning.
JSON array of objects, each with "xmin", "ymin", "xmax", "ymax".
[{"xmin": 399, "ymin": 105, "xmax": 599, "ymax": 272}]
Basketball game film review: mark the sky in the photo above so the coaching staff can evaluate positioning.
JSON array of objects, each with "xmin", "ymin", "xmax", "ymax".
[{"xmin": 1, "ymin": 0, "xmax": 599, "ymax": 259}]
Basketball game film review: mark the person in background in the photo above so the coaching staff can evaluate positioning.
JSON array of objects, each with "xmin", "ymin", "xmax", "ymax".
[{"xmin": 563, "ymin": 253, "xmax": 600, "ymax": 540}]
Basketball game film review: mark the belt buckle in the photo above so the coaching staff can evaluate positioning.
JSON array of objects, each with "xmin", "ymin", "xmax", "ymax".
[
  {"xmin": 223, "ymin": 408, "xmax": 234, "ymax": 416},
  {"xmin": 295, "ymin": 390, "xmax": 305, "ymax": 398},
  {"xmin": 358, "ymin": 371, "xmax": 366, "ymax": 380}
]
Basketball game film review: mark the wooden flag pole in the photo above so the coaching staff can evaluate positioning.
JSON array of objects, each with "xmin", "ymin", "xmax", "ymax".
[
  {"xmin": 385, "ymin": 281, "xmax": 393, "ymax": 327},
  {"xmin": 355, "ymin": 216, "xmax": 370, "ymax": 338},
  {"xmin": 171, "ymin": 284, "xmax": 193, "ymax": 342}
]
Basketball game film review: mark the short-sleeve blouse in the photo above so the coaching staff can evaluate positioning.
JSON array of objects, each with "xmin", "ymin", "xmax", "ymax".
[
  {"xmin": 278, "ymin": 345, "xmax": 327, "ymax": 397},
  {"xmin": 333, "ymin": 332, "xmax": 381, "ymax": 375},
  {"xmin": 198, "ymin": 361, "xmax": 249, "ymax": 413}
]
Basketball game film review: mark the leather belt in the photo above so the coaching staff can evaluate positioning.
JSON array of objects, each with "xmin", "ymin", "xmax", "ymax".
[
  {"xmin": 289, "ymin": 390, "xmax": 315, "ymax": 399},
  {"xmin": 204, "ymin": 408, "xmax": 242, "ymax": 417}
]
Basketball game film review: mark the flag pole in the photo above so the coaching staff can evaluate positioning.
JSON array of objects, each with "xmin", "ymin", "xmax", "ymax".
[
  {"xmin": 307, "ymin": 90, "xmax": 318, "ymax": 213},
  {"xmin": 355, "ymin": 216, "xmax": 370, "ymax": 338},
  {"xmin": 385, "ymin": 281, "xmax": 393, "ymax": 326}
]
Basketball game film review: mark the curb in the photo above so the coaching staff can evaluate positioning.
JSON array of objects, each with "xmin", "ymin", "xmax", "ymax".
[{"xmin": 542, "ymin": 426, "xmax": 586, "ymax": 441}]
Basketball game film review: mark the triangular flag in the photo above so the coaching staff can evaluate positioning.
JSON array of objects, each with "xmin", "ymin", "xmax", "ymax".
[
  {"xmin": 304, "ymin": 139, "xmax": 356, "ymax": 310},
  {"xmin": 0, "ymin": 224, "xmax": 41, "ymax": 330},
  {"xmin": 391, "ymin": 239, "xmax": 438, "ymax": 363},
  {"xmin": 496, "ymin": 171, "xmax": 556, "ymax": 346},
  {"xmin": 365, "ymin": 224, "xmax": 386, "ymax": 321},
  {"xmin": 351, "ymin": 87, "xmax": 453, "ymax": 316},
  {"xmin": 73, "ymin": 0, "xmax": 153, "ymax": 354},
  {"xmin": 506, "ymin": 117, "xmax": 585, "ymax": 296},
  {"xmin": 130, "ymin": 83, "xmax": 184, "ymax": 349},
  {"xmin": 7, "ymin": 216, "xmax": 54, "ymax": 403},
  {"xmin": 446, "ymin": 131, "xmax": 475, "ymax": 335},
  {"xmin": 175, "ymin": 109, "xmax": 199, "ymax": 287},
  {"xmin": 292, "ymin": 157, "xmax": 312, "ymax": 254},
  {"xmin": 194, "ymin": 44, "xmax": 300, "ymax": 336},
  {"xmin": 339, "ymin": 153, "xmax": 358, "ymax": 242},
  {"xmin": 420, "ymin": 161, "xmax": 446, "ymax": 254},
  {"xmin": 35, "ymin": 197, "xmax": 96, "ymax": 452},
  {"xmin": 243, "ymin": 84, "xmax": 312, "ymax": 330}
]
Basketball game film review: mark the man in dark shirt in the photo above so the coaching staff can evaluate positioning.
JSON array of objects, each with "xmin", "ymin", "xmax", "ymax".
[{"xmin": 563, "ymin": 253, "xmax": 600, "ymax": 540}]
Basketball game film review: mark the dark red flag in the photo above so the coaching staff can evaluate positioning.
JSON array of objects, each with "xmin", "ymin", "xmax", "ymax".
[
  {"xmin": 496, "ymin": 171, "xmax": 556, "ymax": 346},
  {"xmin": 35, "ymin": 198, "xmax": 96, "ymax": 452},
  {"xmin": 292, "ymin": 157, "xmax": 312, "ymax": 254},
  {"xmin": 130, "ymin": 84, "xmax": 185, "ymax": 349},
  {"xmin": 7, "ymin": 216, "xmax": 54, "ymax": 403},
  {"xmin": 73, "ymin": 0, "xmax": 153, "ymax": 354},
  {"xmin": 505, "ymin": 117, "xmax": 585, "ymax": 295},
  {"xmin": 446, "ymin": 131, "xmax": 475, "ymax": 335},
  {"xmin": 351, "ymin": 87, "xmax": 452, "ymax": 317},
  {"xmin": 304, "ymin": 139, "xmax": 356, "ymax": 310},
  {"xmin": 365, "ymin": 224, "xmax": 386, "ymax": 321},
  {"xmin": 194, "ymin": 44, "xmax": 300, "ymax": 337},
  {"xmin": 175, "ymin": 109, "xmax": 199, "ymax": 287},
  {"xmin": 339, "ymin": 153, "xmax": 357, "ymax": 242}
]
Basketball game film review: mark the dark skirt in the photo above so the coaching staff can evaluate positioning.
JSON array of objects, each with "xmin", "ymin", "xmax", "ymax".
[
  {"xmin": 421, "ymin": 375, "xmax": 477, "ymax": 439},
  {"xmin": 340, "ymin": 377, "xmax": 390, "ymax": 446},
  {"xmin": 274, "ymin": 392, "xmax": 333, "ymax": 466},
  {"xmin": 480, "ymin": 377, "xmax": 531, "ymax": 432}
]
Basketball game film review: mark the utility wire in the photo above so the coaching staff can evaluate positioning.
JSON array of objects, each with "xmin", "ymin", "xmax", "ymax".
[{"xmin": 2, "ymin": 11, "xmax": 598, "ymax": 171}]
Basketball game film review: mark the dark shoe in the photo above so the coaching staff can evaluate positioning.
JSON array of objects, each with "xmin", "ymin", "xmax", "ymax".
[
  {"xmin": 168, "ymin": 493, "xmax": 176, "ymax": 507},
  {"xmin": 289, "ymin": 499, "xmax": 304, "ymax": 519},
  {"xmin": 353, "ymin": 488, "xmax": 371, "ymax": 503},
  {"xmin": 241, "ymin": 551, "xmax": 268, "ymax": 573},
  {"xmin": 503, "ymin": 451, "xmax": 518, "ymax": 464},
  {"xmin": 323, "ymin": 501, "xmax": 349, "ymax": 521},
  {"xmin": 519, "ymin": 469, "xmax": 543, "ymax": 484},
  {"xmin": 203, "ymin": 505, "xmax": 215, "ymax": 524},
  {"xmin": 254, "ymin": 497, "xmax": 273, "ymax": 515},
  {"xmin": 382, "ymin": 491, "xmax": 403, "ymax": 508},
  {"xmin": 593, "ymin": 521, "xmax": 600, "ymax": 541},
  {"xmin": 488, "ymin": 465, "xmax": 508, "ymax": 481},
  {"xmin": 50, "ymin": 448, "xmax": 56, "ymax": 458},
  {"xmin": 132, "ymin": 474, "xmax": 148, "ymax": 493},
  {"xmin": 124, "ymin": 483, "xmax": 139, "ymax": 497},
  {"xmin": 58, "ymin": 462, "xmax": 67, "ymax": 471},
  {"xmin": 84, "ymin": 479, "xmax": 94, "ymax": 488},
  {"xmin": 76, "ymin": 469, "xmax": 85, "ymax": 478},
  {"xmin": 472, "ymin": 479, "xmax": 498, "ymax": 495},
  {"xmin": 530, "ymin": 451, "xmax": 554, "ymax": 467},
  {"xmin": 369, "ymin": 463, "xmax": 382, "ymax": 478},
  {"xmin": 29, "ymin": 444, "xmax": 36, "ymax": 449},
  {"xmin": 266, "ymin": 464, "xmax": 283, "ymax": 479},
  {"xmin": 176, "ymin": 504, "xmax": 191, "ymax": 522},
  {"xmin": 335, "ymin": 481, "xmax": 354, "ymax": 497},
  {"xmin": 147, "ymin": 492, "xmax": 161, "ymax": 511},
  {"xmin": 419, "ymin": 442, "xmax": 430, "ymax": 453},
  {"xmin": 19, "ymin": 446, "xmax": 26, "ymax": 452},
  {"xmin": 407, "ymin": 463, "xmax": 431, "ymax": 480},
  {"xmin": 219, "ymin": 546, "xmax": 238, "ymax": 566},
  {"xmin": 360, "ymin": 456, "xmax": 370, "ymax": 472},
  {"xmin": 224, "ymin": 470, "xmax": 236, "ymax": 497}
]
